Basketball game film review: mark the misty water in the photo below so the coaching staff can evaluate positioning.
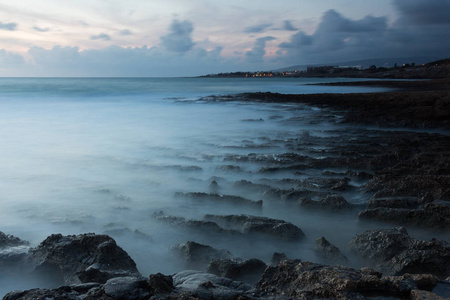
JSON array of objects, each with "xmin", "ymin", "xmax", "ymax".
[{"xmin": 0, "ymin": 77, "xmax": 437, "ymax": 295}]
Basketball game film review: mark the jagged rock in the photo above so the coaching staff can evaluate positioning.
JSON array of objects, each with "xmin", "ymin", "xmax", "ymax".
[
  {"xmin": 173, "ymin": 270, "xmax": 253, "ymax": 299},
  {"xmin": 209, "ymin": 180, "xmax": 221, "ymax": 193},
  {"xmin": 358, "ymin": 203, "xmax": 450, "ymax": 230},
  {"xmin": 174, "ymin": 192, "xmax": 263, "ymax": 207},
  {"xmin": 349, "ymin": 227, "xmax": 450, "ymax": 278},
  {"xmin": 299, "ymin": 194, "xmax": 353, "ymax": 210},
  {"xmin": 255, "ymin": 260, "xmax": 438, "ymax": 299},
  {"xmin": 172, "ymin": 241, "xmax": 233, "ymax": 270},
  {"xmin": 3, "ymin": 283, "xmax": 102, "ymax": 300},
  {"xmin": 315, "ymin": 237, "xmax": 349, "ymax": 265},
  {"xmin": 203, "ymin": 214, "xmax": 305, "ymax": 241},
  {"xmin": 207, "ymin": 258, "xmax": 267, "ymax": 284},
  {"xmin": 0, "ymin": 231, "xmax": 29, "ymax": 248},
  {"xmin": 270, "ymin": 252, "xmax": 288, "ymax": 265},
  {"xmin": 411, "ymin": 290, "xmax": 447, "ymax": 300},
  {"xmin": 28, "ymin": 233, "xmax": 140, "ymax": 285},
  {"xmin": 260, "ymin": 187, "xmax": 310, "ymax": 201}
]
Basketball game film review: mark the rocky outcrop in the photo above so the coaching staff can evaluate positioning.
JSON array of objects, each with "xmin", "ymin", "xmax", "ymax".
[
  {"xmin": 255, "ymin": 260, "xmax": 439, "ymax": 299},
  {"xmin": 298, "ymin": 194, "xmax": 353, "ymax": 210},
  {"xmin": 28, "ymin": 233, "xmax": 141, "ymax": 285},
  {"xmin": 349, "ymin": 227, "xmax": 450, "ymax": 278},
  {"xmin": 174, "ymin": 192, "xmax": 263, "ymax": 207},
  {"xmin": 207, "ymin": 258, "xmax": 267, "ymax": 284},
  {"xmin": 203, "ymin": 214, "xmax": 305, "ymax": 241},
  {"xmin": 172, "ymin": 241, "xmax": 233, "ymax": 270},
  {"xmin": 358, "ymin": 203, "xmax": 450, "ymax": 230},
  {"xmin": 315, "ymin": 237, "xmax": 349, "ymax": 265}
]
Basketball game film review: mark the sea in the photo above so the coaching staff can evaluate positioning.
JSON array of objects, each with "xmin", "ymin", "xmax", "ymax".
[{"xmin": 0, "ymin": 77, "xmax": 405, "ymax": 295}]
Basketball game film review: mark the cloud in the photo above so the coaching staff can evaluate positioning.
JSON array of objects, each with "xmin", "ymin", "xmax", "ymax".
[
  {"xmin": 393, "ymin": 0, "xmax": 450, "ymax": 25},
  {"xmin": 0, "ymin": 49, "xmax": 24, "ymax": 67},
  {"xmin": 90, "ymin": 33, "xmax": 111, "ymax": 41},
  {"xmin": 244, "ymin": 23, "xmax": 273, "ymax": 33},
  {"xmin": 33, "ymin": 26, "xmax": 50, "ymax": 32},
  {"xmin": 281, "ymin": 20, "xmax": 298, "ymax": 31},
  {"xmin": 278, "ymin": 7, "xmax": 450, "ymax": 65},
  {"xmin": 0, "ymin": 21, "xmax": 17, "ymax": 31},
  {"xmin": 246, "ymin": 36, "xmax": 276, "ymax": 63},
  {"xmin": 118, "ymin": 29, "xmax": 132, "ymax": 36},
  {"xmin": 160, "ymin": 19, "xmax": 195, "ymax": 53}
]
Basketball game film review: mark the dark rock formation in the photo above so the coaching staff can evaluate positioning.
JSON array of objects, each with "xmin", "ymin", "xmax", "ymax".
[
  {"xmin": 172, "ymin": 241, "xmax": 233, "ymax": 270},
  {"xmin": 203, "ymin": 214, "xmax": 305, "ymax": 241},
  {"xmin": 299, "ymin": 194, "xmax": 353, "ymax": 210},
  {"xmin": 0, "ymin": 232, "xmax": 29, "ymax": 248},
  {"xmin": 349, "ymin": 227, "xmax": 450, "ymax": 278},
  {"xmin": 28, "ymin": 233, "xmax": 140, "ymax": 285},
  {"xmin": 366, "ymin": 197, "xmax": 419, "ymax": 209},
  {"xmin": 174, "ymin": 192, "xmax": 263, "ymax": 207},
  {"xmin": 207, "ymin": 258, "xmax": 267, "ymax": 284},
  {"xmin": 255, "ymin": 260, "xmax": 439, "ymax": 299},
  {"xmin": 315, "ymin": 236, "xmax": 349, "ymax": 265},
  {"xmin": 172, "ymin": 270, "xmax": 253, "ymax": 299},
  {"xmin": 358, "ymin": 203, "xmax": 450, "ymax": 230}
]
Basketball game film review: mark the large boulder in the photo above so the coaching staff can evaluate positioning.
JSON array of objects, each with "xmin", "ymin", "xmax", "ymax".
[
  {"xmin": 349, "ymin": 227, "xmax": 450, "ymax": 278},
  {"xmin": 203, "ymin": 214, "xmax": 305, "ymax": 241},
  {"xmin": 207, "ymin": 258, "xmax": 267, "ymax": 284},
  {"xmin": 28, "ymin": 233, "xmax": 141, "ymax": 285},
  {"xmin": 255, "ymin": 260, "xmax": 439, "ymax": 299},
  {"xmin": 172, "ymin": 241, "xmax": 233, "ymax": 270}
]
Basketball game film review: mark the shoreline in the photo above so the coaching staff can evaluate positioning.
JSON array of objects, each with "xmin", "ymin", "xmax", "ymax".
[{"xmin": 1, "ymin": 76, "xmax": 449, "ymax": 299}]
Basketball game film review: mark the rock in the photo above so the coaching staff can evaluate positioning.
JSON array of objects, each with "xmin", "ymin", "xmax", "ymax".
[
  {"xmin": 207, "ymin": 258, "xmax": 267, "ymax": 284},
  {"xmin": 149, "ymin": 273, "xmax": 174, "ymax": 295},
  {"xmin": 172, "ymin": 241, "xmax": 233, "ymax": 270},
  {"xmin": 233, "ymin": 180, "xmax": 271, "ymax": 194},
  {"xmin": 358, "ymin": 203, "xmax": 450, "ymax": 230},
  {"xmin": 411, "ymin": 290, "xmax": 447, "ymax": 300},
  {"xmin": 261, "ymin": 187, "xmax": 310, "ymax": 201},
  {"xmin": 349, "ymin": 227, "xmax": 450, "ymax": 278},
  {"xmin": 174, "ymin": 192, "xmax": 263, "ymax": 207},
  {"xmin": 203, "ymin": 214, "xmax": 305, "ymax": 241},
  {"xmin": 209, "ymin": 180, "xmax": 221, "ymax": 193},
  {"xmin": 299, "ymin": 194, "xmax": 353, "ymax": 210},
  {"xmin": 101, "ymin": 276, "xmax": 151, "ymax": 300},
  {"xmin": 255, "ymin": 260, "xmax": 438, "ymax": 299},
  {"xmin": 367, "ymin": 197, "xmax": 419, "ymax": 209},
  {"xmin": 153, "ymin": 211, "xmax": 241, "ymax": 236},
  {"xmin": 0, "ymin": 231, "xmax": 29, "ymax": 248},
  {"xmin": 315, "ymin": 237, "xmax": 349, "ymax": 265},
  {"xmin": 173, "ymin": 270, "xmax": 253, "ymax": 299},
  {"xmin": 28, "ymin": 233, "xmax": 140, "ymax": 285}
]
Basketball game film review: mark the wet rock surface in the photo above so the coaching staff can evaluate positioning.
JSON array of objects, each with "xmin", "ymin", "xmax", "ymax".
[
  {"xmin": 349, "ymin": 227, "xmax": 450, "ymax": 278},
  {"xmin": 172, "ymin": 241, "xmax": 233, "ymax": 270},
  {"xmin": 203, "ymin": 214, "xmax": 305, "ymax": 241},
  {"xmin": 207, "ymin": 258, "xmax": 267, "ymax": 284},
  {"xmin": 315, "ymin": 236, "xmax": 349, "ymax": 265},
  {"xmin": 28, "ymin": 233, "xmax": 141, "ymax": 285}
]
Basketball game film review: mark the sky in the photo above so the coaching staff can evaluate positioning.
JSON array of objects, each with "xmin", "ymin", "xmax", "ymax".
[{"xmin": 0, "ymin": 0, "xmax": 449, "ymax": 77}]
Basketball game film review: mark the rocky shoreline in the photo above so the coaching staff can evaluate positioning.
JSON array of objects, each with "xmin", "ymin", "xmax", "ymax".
[{"xmin": 1, "ymin": 77, "xmax": 450, "ymax": 299}]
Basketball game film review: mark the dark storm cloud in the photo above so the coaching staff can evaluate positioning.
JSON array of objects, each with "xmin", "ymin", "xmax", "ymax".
[
  {"xmin": 160, "ymin": 19, "xmax": 195, "ymax": 53},
  {"xmin": 244, "ymin": 23, "xmax": 273, "ymax": 33},
  {"xmin": 279, "ymin": 6, "xmax": 450, "ymax": 65},
  {"xmin": 393, "ymin": 0, "xmax": 450, "ymax": 25},
  {"xmin": 281, "ymin": 20, "xmax": 298, "ymax": 31},
  {"xmin": 246, "ymin": 36, "xmax": 276, "ymax": 63},
  {"xmin": 91, "ymin": 33, "xmax": 111, "ymax": 41},
  {"xmin": 0, "ymin": 21, "xmax": 17, "ymax": 31}
]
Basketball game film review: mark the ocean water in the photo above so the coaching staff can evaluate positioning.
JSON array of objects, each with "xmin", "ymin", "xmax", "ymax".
[{"xmin": 0, "ymin": 77, "xmax": 397, "ymax": 294}]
